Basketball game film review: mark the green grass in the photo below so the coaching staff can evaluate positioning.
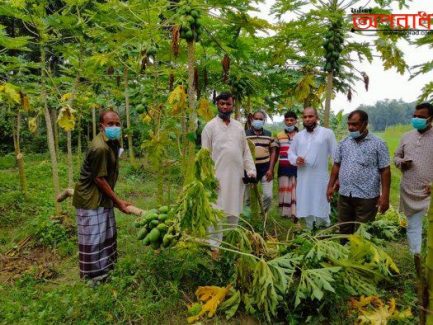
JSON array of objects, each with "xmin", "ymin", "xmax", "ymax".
[
  {"xmin": 375, "ymin": 124, "xmax": 412, "ymax": 208},
  {"xmin": 0, "ymin": 124, "xmax": 417, "ymax": 324}
]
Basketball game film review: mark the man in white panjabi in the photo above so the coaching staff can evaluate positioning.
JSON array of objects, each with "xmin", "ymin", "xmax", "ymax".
[
  {"xmin": 288, "ymin": 107, "xmax": 337, "ymax": 229},
  {"xmin": 201, "ymin": 92, "xmax": 256, "ymax": 256}
]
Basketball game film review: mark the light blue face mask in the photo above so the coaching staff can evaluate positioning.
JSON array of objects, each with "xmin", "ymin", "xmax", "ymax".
[
  {"xmin": 412, "ymin": 117, "xmax": 429, "ymax": 131},
  {"xmin": 349, "ymin": 130, "xmax": 361, "ymax": 139},
  {"xmin": 252, "ymin": 120, "xmax": 264, "ymax": 130},
  {"xmin": 284, "ymin": 125, "xmax": 295, "ymax": 132},
  {"xmin": 105, "ymin": 126, "xmax": 122, "ymax": 140}
]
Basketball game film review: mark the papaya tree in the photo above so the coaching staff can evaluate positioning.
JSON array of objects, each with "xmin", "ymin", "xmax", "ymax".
[
  {"xmin": 272, "ymin": 0, "xmax": 409, "ymax": 126},
  {"xmin": 0, "ymin": 83, "xmax": 28, "ymax": 194}
]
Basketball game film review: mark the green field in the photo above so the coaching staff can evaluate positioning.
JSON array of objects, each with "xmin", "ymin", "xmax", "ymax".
[
  {"xmin": 375, "ymin": 124, "xmax": 412, "ymax": 207},
  {"xmin": 0, "ymin": 124, "xmax": 418, "ymax": 324}
]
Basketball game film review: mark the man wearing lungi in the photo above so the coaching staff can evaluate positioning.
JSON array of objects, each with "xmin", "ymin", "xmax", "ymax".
[{"xmin": 73, "ymin": 110, "xmax": 131, "ymax": 281}]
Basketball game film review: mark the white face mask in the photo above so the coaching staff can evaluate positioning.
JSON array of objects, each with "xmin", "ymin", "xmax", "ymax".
[
  {"xmin": 284, "ymin": 125, "xmax": 295, "ymax": 132},
  {"xmin": 252, "ymin": 120, "xmax": 264, "ymax": 129}
]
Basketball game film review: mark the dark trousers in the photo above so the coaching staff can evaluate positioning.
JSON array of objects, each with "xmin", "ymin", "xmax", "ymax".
[{"xmin": 338, "ymin": 195, "xmax": 378, "ymax": 235}]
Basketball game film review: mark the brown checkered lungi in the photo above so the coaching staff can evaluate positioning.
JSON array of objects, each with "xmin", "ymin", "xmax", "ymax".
[{"xmin": 76, "ymin": 207, "xmax": 117, "ymax": 279}]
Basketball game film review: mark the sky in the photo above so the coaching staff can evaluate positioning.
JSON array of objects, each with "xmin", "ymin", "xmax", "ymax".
[{"xmin": 253, "ymin": 0, "xmax": 433, "ymax": 120}]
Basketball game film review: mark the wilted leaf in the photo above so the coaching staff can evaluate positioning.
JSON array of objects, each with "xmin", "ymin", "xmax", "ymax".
[
  {"xmin": 168, "ymin": 85, "xmax": 187, "ymax": 114},
  {"xmin": 60, "ymin": 93, "xmax": 73, "ymax": 102},
  {"xmin": 187, "ymin": 285, "xmax": 231, "ymax": 323},
  {"xmin": 28, "ymin": 117, "xmax": 37, "ymax": 133},
  {"xmin": 57, "ymin": 105, "xmax": 76, "ymax": 131},
  {"xmin": 197, "ymin": 98, "xmax": 214, "ymax": 122},
  {"xmin": 351, "ymin": 297, "xmax": 413, "ymax": 324},
  {"xmin": 0, "ymin": 82, "xmax": 21, "ymax": 104}
]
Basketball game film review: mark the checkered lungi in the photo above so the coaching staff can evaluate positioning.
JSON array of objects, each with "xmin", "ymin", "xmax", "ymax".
[{"xmin": 76, "ymin": 207, "xmax": 117, "ymax": 279}]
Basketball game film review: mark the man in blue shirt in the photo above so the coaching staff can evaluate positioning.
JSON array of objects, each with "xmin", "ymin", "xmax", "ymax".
[{"xmin": 327, "ymin": 110, "xmax": 391, "ymax": 235}]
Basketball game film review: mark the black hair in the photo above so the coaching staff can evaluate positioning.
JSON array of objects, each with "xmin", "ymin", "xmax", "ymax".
[
  {"xmin": 415, "ymin": 102, "xmax": 433, "ymax": 117},
  {"xmin": 215, "ymin": 92, "xmax": 234, "ymax": 102},
  {"xmin": 253, "ymin": 110, "xmax": 267, "ymax": 120},
  {"xmin": 99, "ymin": 110, "xmax": 120, "ymax": 123},
  {"xmin": 284, "ymin": 111, "xmax": 297, "ymax": 119},
  {"xmin": 348, "ymin": 109, "xmax": 368, "ymax": 123}
]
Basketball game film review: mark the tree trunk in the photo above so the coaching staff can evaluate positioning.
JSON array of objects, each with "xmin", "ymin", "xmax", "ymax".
[
  {"xmin": 66, "ymin": 131, "xmax": 73, "ymax": 188},
  {"xmin": 185, "ymin": 40, "xmax": 197, "ymax": 183},
  {"xmin": 235, "ymin": 99, "xmax": 241, "ymax": 121},
  {"xmin": 12, "ymin": 111, "xmax": 27, "ymax": 194},
  {"xmin": 51, "ymin": 108, "xmax": 59, "ymax": 159},
  {"xmin": 323, "ymin": 71, "xmax": 333, "ymax": 128},
  {"xmin": 425, "ymin": 187, "xmax": 433, "ymax": 325},
  {"xmin": 77, "ymin": 113, "xmax": 82, "ymax": 155},
  {"xmin": 123, "ymin": 67, "xmax": 135, "ymax": 165},
  {"xmin": 41, "ymin": 45, "xmax": 61, "ymax": 215},
  {"xmin": 92, "ymin": 106, "xmax": 97, "ymax": 139},
  {"xmin": 65, "ymin": 71, "xmax": 81, "ymax": 189}
]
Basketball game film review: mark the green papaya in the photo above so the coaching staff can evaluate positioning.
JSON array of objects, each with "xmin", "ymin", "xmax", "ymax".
[
  {"xmin": 145, "ymin": 213, "xmax": 159, "ymax": 222},
  {"xmin": 138, "ymin": 227, "xmax": 148, "ymax": 240},
  {"xmin": 148, "ymin": 228, "xmax": 161, "ymax": 242},
  {"xmin": 143, "ymin": 234, "xmax": 152, "ymax": 245},
  {"xmin": 158, "ymin": 214, "xmax": 169, "ymax": 222},
  {"xmin": 157, "ymin": 223, "xmax": 168, "ymax": 232},
  {"xmin": 150, "ymin": 219, "xmax": 160, "ymax": 228},
  {"xmin": 163, "ymin": 234, "xmax": 174, "ymax": 247},
  {"xmin": 190, "ymin": 9, "xmax": 199, "ymax": 18},
  {"xmin": 185, "ymin": 30, "xmax": 193, "ymax": 40},
  {"xmin": 159, "ymin": 205, "xmax": 169, "ymax": 213}
]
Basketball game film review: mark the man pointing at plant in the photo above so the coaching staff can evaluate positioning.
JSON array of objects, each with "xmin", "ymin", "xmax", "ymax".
[
  {"xmin": 201, "ymin": 92, "xmax": 256, "ymax": 258},
  {"xmin": 73, "ymin": 110, "xmax": 131, "ymax": 282}
]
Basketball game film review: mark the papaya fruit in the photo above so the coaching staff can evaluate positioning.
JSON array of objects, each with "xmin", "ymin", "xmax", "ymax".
[
  {"xmin": 148, "ymin": 228, "xmax": 161, "ymax": 242},
  {"xmin": 138, "ymin": 227, "xmax": 148, "ymax": 240},
  {"xmin": 143, "ymin": 234, "xmax": 152, "ymax": 245},
  {"xmin": 149, "ymin": 219, "xmax": 160, "ymax": 228},
  {"xmin": 159, "ymin": 205, "xmax": 169, "ymax": 213},
  {"xmin": 163, "ymin": 234, "xmax": 174, "ymax": 247},
  {"xmin": 157, "ymin": 223, "xmax": 168, "ymax": 232}
]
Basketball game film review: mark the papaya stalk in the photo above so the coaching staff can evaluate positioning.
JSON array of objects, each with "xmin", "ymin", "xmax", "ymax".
[
  {"xmin": 185, "ymin": 39, "xmax": 197, "ymax": 183},
  {"xmin": 123, "ymin": 67, "xmax": 136, "ymax": 165},
  {"xmin": 41, "ymin": 43, "xmax": 61, "ymax": 215}
]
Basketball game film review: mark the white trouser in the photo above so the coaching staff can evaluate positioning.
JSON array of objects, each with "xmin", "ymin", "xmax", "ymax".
[
  {"xmin": 245, "ymin": 176, "xmax": 273, "ymax": 212},
  {"xmin": 207, "ymin": 215, "xmax": 239, "ymax": 248},
  {"xmin": 303, "ymin": 215, "xmax": 331, "ymax": 229},
  {"xmin": 406, "ymin": 210, "xmax": 427, "ymax": 254}
]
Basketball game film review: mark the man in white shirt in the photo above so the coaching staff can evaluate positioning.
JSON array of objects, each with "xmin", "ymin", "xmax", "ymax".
[{"xmin": 288, "ymin": 107, "xmax": 337, "ymax": 229}]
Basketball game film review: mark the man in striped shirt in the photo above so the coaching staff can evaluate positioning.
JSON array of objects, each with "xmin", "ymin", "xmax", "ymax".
[{"xmin": 245, "ymin": 110, "xmax": 278, "ymax": 212}]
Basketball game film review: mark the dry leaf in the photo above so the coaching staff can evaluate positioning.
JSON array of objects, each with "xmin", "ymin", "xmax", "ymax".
[
  {"xmin": 350, "ymin": 296, "xmax": 412, "ymax": 325},
  {"xmin": 197, "ymin": 98, "xmax": 214, "ymax": 122},
  {"xmin": 168, "ymin": 85, "xmax": 187, "ymax": 114},
  {"xmin": 28, "ymin": 117, "xmax": 37, "ymax": 133},
  {"xmin": 187, "ymin": 284, "xmax": 231, "ymax": 323},
  {"xmin": 57, "ymin": 105, "xmax": 76, "ymax": 131}
]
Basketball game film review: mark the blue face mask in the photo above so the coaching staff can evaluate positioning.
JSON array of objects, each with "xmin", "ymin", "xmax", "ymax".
[
  {"xmin": 252, "ymin": 120, "xmax": 264, "ymax": 130},
  {"xmin": 105, "ymin": 126, "xmax": 121, "ymax": 140},
  {"xmin": 412, "ymin": 117, "xmax": 428, "ymax": 131},
  {"xmin": 284, "ymin": 125, "xmax": 295, "ymax": 132},
  {"xmin": 349, "ymin": 130, "xmax": 361, "ymax": 139}
]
